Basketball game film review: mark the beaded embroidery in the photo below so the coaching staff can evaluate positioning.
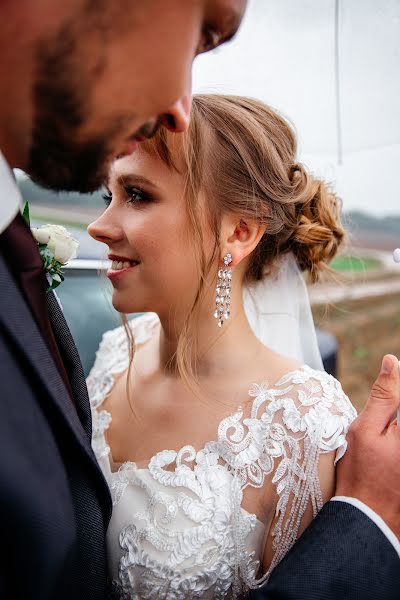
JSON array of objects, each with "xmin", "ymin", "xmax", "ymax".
[{"xmin": 87, "ymin": 313, "xmax": 356, "ymax": 599}]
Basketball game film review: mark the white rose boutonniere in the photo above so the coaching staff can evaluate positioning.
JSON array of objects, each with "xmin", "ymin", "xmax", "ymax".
[{"xmin": 24, "ymin": 202, "xmax": 79, "ymax": 292}]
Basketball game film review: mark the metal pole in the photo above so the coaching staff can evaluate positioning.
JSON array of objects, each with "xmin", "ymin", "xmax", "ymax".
[{"xmin": 334, "ymin": 0, "xmax": 343, "ymax": 164}]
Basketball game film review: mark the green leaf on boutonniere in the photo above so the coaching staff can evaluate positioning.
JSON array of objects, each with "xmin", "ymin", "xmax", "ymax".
[
  {"xmin": 22, "ymin": 201, "xmax": 30, "ymax": 227},
  {"xmin": 46, "ymin": 266, "xmax": 65, "ymax": 292},
  {"xmin": 47, "ymin": 279, "xmax": 60, "ymax": 292}
]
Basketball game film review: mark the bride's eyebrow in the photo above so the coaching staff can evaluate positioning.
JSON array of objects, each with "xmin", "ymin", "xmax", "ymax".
[{"xmin": 115, "ymin": 173, "xmax": 159, "ymax": 192}]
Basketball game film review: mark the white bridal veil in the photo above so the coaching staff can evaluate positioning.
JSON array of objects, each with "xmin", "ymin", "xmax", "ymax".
[{"xmin": 243, "ymin": 253, "xmax": 324, "ymax": 371}]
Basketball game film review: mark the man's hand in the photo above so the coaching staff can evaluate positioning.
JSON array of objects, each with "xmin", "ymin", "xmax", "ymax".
[{"xmin": 336, "ymin": 354, "xmax": 400, "ymax": 537}]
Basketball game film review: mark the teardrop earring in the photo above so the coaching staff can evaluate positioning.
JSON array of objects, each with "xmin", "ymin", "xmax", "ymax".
[{"xmin": 213, "ymin": 253, "xmax": 232, "ymax": 327}]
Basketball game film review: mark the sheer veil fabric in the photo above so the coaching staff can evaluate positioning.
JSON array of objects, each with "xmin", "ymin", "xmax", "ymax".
[{"xmin": 243, "ymin": 253, "xmax": 324, "ymax": 371}]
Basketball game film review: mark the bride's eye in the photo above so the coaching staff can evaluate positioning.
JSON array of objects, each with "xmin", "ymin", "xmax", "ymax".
[
  {"xmin": 124, "ymin": 186, "xmax": 151, "ymax": 205},
  {"xmin": 102, "ymin": 188, "xmax": 112, "ymax": 207}
]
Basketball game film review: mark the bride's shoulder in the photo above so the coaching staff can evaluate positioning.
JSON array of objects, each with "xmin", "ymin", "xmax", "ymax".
[
  {"xmin": 273, "ymin": 364, "xmax": 356, "ymax": 414},
  {"xmin": 275, "ymin": 363, "xmax": 344, "ymax": 391},
  {"xmin": 215, "ymin": 365, "xmax": 356, "ymax": 485},
  {"xmin": 265, "ymin": 365, "xmax": 357, "ymax": 455}
]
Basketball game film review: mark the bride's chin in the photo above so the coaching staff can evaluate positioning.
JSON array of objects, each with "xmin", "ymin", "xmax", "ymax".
[
  {"xmin": 111, "ymin": 296, "xmax": 136, "ymax": 315},
  {"xmin": 111, "ymin": 291, "xmax": 148, "ymax": 316},
  {"xmin": 113, "ymin": 301, "xmax": 138, "ymax": 315}
]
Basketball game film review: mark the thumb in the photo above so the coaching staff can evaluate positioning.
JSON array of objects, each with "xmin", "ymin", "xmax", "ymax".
[{"xmin": 361, "ymin": 354, "xmax": 400, "ymax": 433}]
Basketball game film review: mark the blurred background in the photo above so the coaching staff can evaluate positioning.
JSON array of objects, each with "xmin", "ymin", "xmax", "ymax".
[{"xmin": 16, "ymin": 0, "xmax": 400, "ymax": 412}]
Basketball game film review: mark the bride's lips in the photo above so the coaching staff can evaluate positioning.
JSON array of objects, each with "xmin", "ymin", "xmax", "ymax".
[{"xmin": 107, "ymin": 254, "xmax": 140, "ymax": 280}]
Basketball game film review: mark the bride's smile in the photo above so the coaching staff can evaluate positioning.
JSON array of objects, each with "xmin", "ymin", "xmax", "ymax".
[{"xmin": 107, "ymin": 254, "xmax": 140, "ymax": 279}]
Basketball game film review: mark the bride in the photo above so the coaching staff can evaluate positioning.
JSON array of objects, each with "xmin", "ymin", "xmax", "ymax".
[{"xmin": 87, "ymin": 94, "xmax": 356, "ymax": 599}]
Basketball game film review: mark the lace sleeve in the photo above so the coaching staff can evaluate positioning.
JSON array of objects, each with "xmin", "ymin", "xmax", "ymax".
[
  {"xmin": 86, "ymin": 312, "xmax": 159, "ymax": 409},
  {"xmin": 86, "ymin": 314, "xmax": 159, "ymax": 474},
  {"xmin": 86, "ymin": 324, "xmax": 128, "ymax": 409},
  {"xmin": 258, "ymin": 367, "xmax": 357, "ymax": 581}
]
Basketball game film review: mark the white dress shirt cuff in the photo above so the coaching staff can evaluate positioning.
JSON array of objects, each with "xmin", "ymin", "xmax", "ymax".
[{"xmin": 331, "ymin": 496, "xmax": 400, "ymax": 559}]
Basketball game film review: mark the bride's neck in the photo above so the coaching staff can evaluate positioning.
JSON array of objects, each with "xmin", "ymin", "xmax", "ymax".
[{"xmin": 156, "ymin": 286, "xmax": 260, "ymax": 379}]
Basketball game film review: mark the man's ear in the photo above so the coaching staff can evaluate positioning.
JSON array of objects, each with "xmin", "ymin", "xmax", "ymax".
[{"xmin": 221, "ymin": 215, "xmax": 266, "ymax": 266}]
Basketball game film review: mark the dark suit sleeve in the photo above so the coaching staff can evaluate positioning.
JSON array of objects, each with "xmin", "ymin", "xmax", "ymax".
[{"xmin": 249, "ymin": 501, "xmax": 400, "ymax": 600}]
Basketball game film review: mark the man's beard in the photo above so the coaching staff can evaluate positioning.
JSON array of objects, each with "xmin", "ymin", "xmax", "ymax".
[
  {"xmin": 27, "ymin": 24, "xmax": 134, "ymax": 193},
  {"xmin": 29, "ymin": 112, "xmax": 129, "ymax": 193}
]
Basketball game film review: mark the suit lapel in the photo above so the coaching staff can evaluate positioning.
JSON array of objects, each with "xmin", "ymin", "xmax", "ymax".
[
  {"xmin": 47, "ymin": 290, "xmax": 92, "ymax": 437},
  {"xmin": 0, "ymin": 255, "xmax": 111, "ymax": 518}
]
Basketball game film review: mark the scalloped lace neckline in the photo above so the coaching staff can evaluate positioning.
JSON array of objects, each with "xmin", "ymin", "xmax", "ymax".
[
  {"xmin": 96, "ymin": 314, "xmax": 310, "ymax": 475},
  {"xmin": 95, "ymin": 313, "xmax": 313, "ymax": 476},
  {"xmin": 100, "ymin": 365, "xmax": 309, "ymax": 477}
]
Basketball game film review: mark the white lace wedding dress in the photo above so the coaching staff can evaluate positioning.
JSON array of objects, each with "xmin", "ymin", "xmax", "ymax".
[{"xmin": 88, "ymin": 313, "xmax": 356, "ymax": 599}]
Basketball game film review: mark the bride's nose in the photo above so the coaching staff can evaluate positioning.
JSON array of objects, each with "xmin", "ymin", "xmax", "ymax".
[{"xmin": 87, "ymin": 213, "xmax": 124, "ymax": 245}]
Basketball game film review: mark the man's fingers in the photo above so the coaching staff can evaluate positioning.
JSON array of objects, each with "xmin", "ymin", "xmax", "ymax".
[{"xmin": 360, "ymin": 354, "xmax": 400, "ymax": 433}]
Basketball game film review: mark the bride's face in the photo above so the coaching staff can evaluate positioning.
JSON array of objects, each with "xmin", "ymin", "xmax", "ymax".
[{"xmin": 88, "ymin": 147, "xmax": 213, "ymax": 316}]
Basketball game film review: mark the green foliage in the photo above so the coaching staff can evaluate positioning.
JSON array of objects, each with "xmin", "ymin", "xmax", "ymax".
[
  {"xmin": 37, "ymin": 244, "xmax": 65, "ymax": 292},
  {"xmin": 330, "ymin": 255, "xmax": 381, "ymax": 272},
  {"xmin": 22, "ymin": 201, "xmax": 30, "ymax": 227},
  {"xmin": 354, "ymin": 345, "xmax": 369, "ymax": 359}
]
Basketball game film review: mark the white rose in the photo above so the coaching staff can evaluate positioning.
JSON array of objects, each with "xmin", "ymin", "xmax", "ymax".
[
  {"xmin": 32, "ymin": 224, "xmax": 79, "ymax": 264},
  {"xmin": 31, "ymin": 227, "xmax": 50, "ymax": 245}
]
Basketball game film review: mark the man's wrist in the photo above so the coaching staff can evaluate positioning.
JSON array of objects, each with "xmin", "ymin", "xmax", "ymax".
[
  {"xmin": 331, "ymin": 496, "xmax": 400, "ymax": 558},
  {"xmin": 333, "ymin": 489, "xmax": 399, "ymax": 538}
]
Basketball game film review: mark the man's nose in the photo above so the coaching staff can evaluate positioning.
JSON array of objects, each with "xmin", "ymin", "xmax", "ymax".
[{"xmin": 161, "ymin": 94, "xmax": 192, "ymax": 133}]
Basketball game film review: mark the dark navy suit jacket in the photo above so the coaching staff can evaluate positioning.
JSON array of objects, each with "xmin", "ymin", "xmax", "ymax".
[
  {"xmin": 250, "ymin": 500, "xmax": 400, "ymax": 599},
  {"xmin": 0, "ymin": 254, "xmax": 112, "ymax": 599}
]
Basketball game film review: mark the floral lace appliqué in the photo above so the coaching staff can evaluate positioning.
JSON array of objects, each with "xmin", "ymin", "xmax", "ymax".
[{"xmin": 88, "ymin": 314, "xmax": 356, "ymax": 599}]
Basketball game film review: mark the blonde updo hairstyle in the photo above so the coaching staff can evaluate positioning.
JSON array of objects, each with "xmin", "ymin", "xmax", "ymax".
[{"xmin": 132, "ymin": 94, "xmax": 345, "ymax": 392}]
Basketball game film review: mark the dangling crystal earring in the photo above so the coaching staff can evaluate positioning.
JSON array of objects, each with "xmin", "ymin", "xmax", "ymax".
[{"xmin": 214, "ymin": 253, "xmax": 232, "ymax": 327}]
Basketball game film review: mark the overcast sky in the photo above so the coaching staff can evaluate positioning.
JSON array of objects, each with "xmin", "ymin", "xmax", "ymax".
[{"xmin": 192, "ymin": 0, "xmax": 400, "ymax": 216}]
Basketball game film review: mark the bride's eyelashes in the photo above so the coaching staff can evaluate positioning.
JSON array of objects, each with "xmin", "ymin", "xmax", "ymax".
[
  {"xmin": 102, "ymin": 188, "xmax": 112, "ymax": 206},
  {"xmin": 102, "ymin": 185, "xmax": 152, "ymax": 208},
  {"xmin": 124, "ymin": 185, "xmax": 152, "ymax": 205}
]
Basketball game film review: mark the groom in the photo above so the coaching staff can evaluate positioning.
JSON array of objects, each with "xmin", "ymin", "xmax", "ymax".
[{"xmin": 0, "ymin": 1, "xmax": 399, "ymax": 599}]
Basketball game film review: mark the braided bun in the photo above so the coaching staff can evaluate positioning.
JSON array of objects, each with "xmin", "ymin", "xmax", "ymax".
[{"xmin": 287, "ymin": 163, "xmax": 345, "ymax": 281}]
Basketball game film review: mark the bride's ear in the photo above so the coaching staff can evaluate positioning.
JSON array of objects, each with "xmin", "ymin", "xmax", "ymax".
[{"xmin": 221, "ymin": 215, "xmax": 266, "ymax": 266}]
